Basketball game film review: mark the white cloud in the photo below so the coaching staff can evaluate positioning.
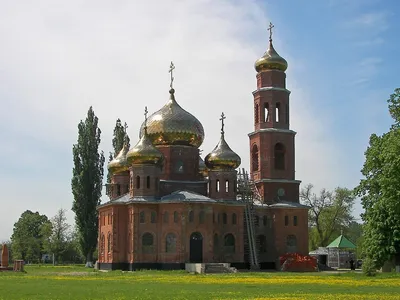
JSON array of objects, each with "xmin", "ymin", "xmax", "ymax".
[
  {"xmin": 0, "ymin": 0, "xmax": 347, "ymax": 240},
  {"xmin": 351, "ymin": 57, "xmax": 382, "ymax": 86}
]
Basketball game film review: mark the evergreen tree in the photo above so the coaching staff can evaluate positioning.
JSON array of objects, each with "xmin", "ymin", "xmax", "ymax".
[
  {"xmin": 106, "ymin": 119, "xmax": 130, "ymax": 183},
  {"xmin": 71, "ymin": 106, "xmax": 105, "ymax": 267},
  {"xmin": 112, "ymin": 119, "xmax": 130, "ymax": 157},
  {"xmin": 356, "ymin": 88, "xmax": 400, "ymax": 271}
]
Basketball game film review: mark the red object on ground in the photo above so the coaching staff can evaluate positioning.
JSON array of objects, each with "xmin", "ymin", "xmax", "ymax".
[{"xmin": 280, "ymin": 253, "xmax": 317, "ymax": 272}]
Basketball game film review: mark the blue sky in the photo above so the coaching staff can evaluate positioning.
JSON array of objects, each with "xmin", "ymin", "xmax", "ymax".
[{"xmin": 0, "ymin": 0, "xmax": 398, "ymax": 241}]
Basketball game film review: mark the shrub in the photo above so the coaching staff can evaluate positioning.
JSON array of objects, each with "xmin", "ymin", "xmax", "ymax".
[{"xmin": 362, "ymin": 257, "xmax": 377, "ymax": 277}]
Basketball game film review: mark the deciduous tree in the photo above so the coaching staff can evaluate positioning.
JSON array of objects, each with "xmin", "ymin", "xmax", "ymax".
[
  {"xmin": 71, "ymin": 106, "xmax": 105, "ymax": 267},
  {"xmin": 10, "ymin": 210, "xmax": 51, "ymax": 262},
  {"xmin": 42, "ymin": 208, "xmax": 71, "ymax": 263},
  {"xmin": 355, "ymin": 88, "xmax": 400, "ymax": 271},
  {"xmin": 300, "ymin": 184, "xmax": 355, "ymax": 249}
]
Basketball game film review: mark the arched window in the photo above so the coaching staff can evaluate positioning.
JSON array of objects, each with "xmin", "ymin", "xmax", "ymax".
[
  {"xmin": 287, "ymin": 235, "xmax": 297, "ymax": 253},
  {"xmin": 224, "ymin": 233, "xmax": 235, "ymax": 253},
  {"xmin": 255, "ymin": 103, "xmax": 259, "ymax": 124},
  {"xmin": 163, "ymin": 211, "xmax": 169, "ymax": 223},
  {"xmin": 139, "ymin": 211, "xmax": 145, "ymax": 223},
  {"xmin": 136, "ymin": 175, "xmax": 141, "ymax": 189},
  {"xmin": 107, "ymin": 232, "xmax": 111, "ymax": 253},
  {"xmin": 225, "ymin": 180, "xmax": 229, "ymax": 192},
  {"xmin": 222, "ymin": 213, "xmax": 227, "ymax": 225},
  {"xmin": 257, "ymin": 235, "xmax": 267, "ymax": 253},
  {"xmin": 232, "ymin": 213, "xmax": 237, "ymax": 225},
  {"xmin": 264, "ymin": 103, "xmax": 270, "ymax": 122},
  {"xmin": 175, "ymin": 160, "xmax": 184, "ymax": 173},
  {"xmin": 276, "ymin": 103, "xmax": 281, "ymax": 122},
  {"xmin": 142, "ymin": 232, "xmax": 154, "ymax": 253},
  {"xmin": 252, "ymin": 144, "xmax": 259, "ymax": 171},
  {"xmin": 146, "ymin": 176, "xmax": 150, "ymax": 189},
  {"xmin": 173, "ymin": 211, "xmax": 179, "ymax": 223},
  {"xmin": 165, "ymin": 233, "xmax": 177, "ymax": 253},
  {"xmin": 189, "ymin": 211, "xmax": 194, "ymax": 223},
  {"xmin": 255, "ymin": 215, "xmax": 260, "ymax": 227},
  {"xmin": 274, "ymin": 143, "xmax": 285, "ymax": 170},
  {"xmin": 263, "ymin": 215, "xmax": 268, "ymax": 226},
  {"xmin": 151, "ymin": 211, "xmax": 157, "ymax": 223},
  {"xmin": 214, "ymin": 234, "xmax": 219, "ymax": 255},
  {"xmin": 199, "ymin": 211, "xmax": 205, "ymax": 224},
  {"xmin": 100, "ymin": 234, "xmax": 105, "ymax": 255}
]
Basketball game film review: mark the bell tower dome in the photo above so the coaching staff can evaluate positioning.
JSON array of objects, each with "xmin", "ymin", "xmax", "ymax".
[{"xmin": 249, "ymin": 23, "xmax": 301, "ymax": 204}]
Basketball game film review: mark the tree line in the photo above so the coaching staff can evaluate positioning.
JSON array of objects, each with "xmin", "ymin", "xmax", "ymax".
[{"xmin": 8, "ymin": 209, "xmax": 82, "ymax": 264}]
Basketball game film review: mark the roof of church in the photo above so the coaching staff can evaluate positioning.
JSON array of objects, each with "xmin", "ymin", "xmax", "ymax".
[
  {"xmin": 160, "ymin": 190, "xmax": 216, "ymax": 203},
  {"xmin": 98, "ymin": 190, "xmax": 246, "ymax": 208},
  {"xmin": 253, "ymin": 200, "xmax": 310, "ymax": 209}
]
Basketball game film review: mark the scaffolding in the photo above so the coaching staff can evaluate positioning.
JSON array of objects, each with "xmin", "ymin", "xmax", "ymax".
[{"xmin": 237, "ymin": 168, "xmax": 259, "ymax": 269}]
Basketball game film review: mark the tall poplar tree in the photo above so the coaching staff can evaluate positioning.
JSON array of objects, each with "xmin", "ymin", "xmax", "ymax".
[
  {"xmin": 71, "ymin": 106, "xmax": 105, "ymax": 267},
  {"xmin": 106, "ymin": 119, "xmax": 130, "ymax": 183}
]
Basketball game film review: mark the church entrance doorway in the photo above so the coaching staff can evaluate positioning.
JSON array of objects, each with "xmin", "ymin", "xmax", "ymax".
[{"xmin": 189, "ymin": 232, "xmax": 203, "ymax": 263}]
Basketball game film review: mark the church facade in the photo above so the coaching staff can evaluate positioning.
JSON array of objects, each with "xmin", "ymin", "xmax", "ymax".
[{"xmin": 97, "ymin": 28, "xmax": 309, "ymax": 271}]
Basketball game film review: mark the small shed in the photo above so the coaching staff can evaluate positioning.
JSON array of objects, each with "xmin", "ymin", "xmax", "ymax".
[{"xmin": 326, "ymin": 234, "xmax": 356, "ymax": 269}]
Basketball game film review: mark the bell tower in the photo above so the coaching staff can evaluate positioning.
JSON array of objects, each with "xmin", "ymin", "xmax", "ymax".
[{"xmin": 249, "ymin": 23, "xmax": 301, "ymax": 204}]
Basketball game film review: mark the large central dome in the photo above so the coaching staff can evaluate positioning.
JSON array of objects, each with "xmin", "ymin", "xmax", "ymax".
[{"xmin": 139, "ymin": 88, "xmax": 205, "ymax": 148}]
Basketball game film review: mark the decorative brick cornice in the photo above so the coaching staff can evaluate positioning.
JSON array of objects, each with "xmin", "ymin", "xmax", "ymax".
[
  {"xmin": 252, "ymin": 87, "xmax": 291, "ymax": 95},
  {"xmin": 253, "ymin": 179, "xmax": 302, "ymax": 184},
  {"xmin": 248, "ymin": 128, "xmax": 297, "ymax": 137}
]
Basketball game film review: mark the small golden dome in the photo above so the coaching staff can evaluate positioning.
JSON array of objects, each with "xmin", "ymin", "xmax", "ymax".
[
  {"xmin": 107, "ymin": 144, "xmax": 129, "ymax": 174},
  {"xmin": 126, "ymin": 131, "xmax": 164, "ymax": 165},
  {"xmin": 139, "ymin": 88, "xmax": 205, "ymax": 148},
  {"xmin": 127, "ymin": 107, "xmax": 164, "ymax": 165},
  {"xmin": 254, "ymin": 40, "xmax": 288, "ymax": 72},
  {"xmin": 205, "ymin": 113, "xmax": 241, "ymax": 170}
]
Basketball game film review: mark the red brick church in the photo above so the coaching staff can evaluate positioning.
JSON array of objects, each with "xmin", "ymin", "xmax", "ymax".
[{"xmin": 97, "ymin": 26, "xmax": 309, "ymax": 270}]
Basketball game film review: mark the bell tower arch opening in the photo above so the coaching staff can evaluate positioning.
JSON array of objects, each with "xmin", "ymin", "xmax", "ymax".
[
  {"xmin": 274, "ymin": 143, "xmax": 285, "ymax": 170},
  {"xmin": 252, "ymin": 144, "xmax": 259, "ymax": 172}
]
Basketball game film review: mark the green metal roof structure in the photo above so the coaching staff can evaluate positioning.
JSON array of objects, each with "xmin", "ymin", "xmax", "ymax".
[{"xmin": 326, "ymin": 235, "xmax": 356, "ymax": 249}]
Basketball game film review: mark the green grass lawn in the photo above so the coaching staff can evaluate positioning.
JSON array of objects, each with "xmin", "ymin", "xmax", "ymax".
[{"xmin": 0, "ymin": 265, "xmax": 399, "ymax": 300}]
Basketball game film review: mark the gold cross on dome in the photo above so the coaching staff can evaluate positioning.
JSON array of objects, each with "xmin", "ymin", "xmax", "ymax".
[
  {"xmin": 267, "ymin": 22, "xmax": 274, "ymax": 41},
  {"xmin": 220, "ymin": 112, "xmax": 226, "ymax": 134},
  {"xmin": 169, "ymin": 61, "xmax": 175, "ymax": 89}
]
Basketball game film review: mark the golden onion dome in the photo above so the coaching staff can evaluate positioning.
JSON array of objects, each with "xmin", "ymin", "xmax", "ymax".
[
  {"xmin": 254, "ymin": 39, "xmax": 288, "ymax": 72},
  {"xmin": 127, "ymin": 112, "xmax": 164, "ymax": 165},
  {"xmin": 139, "ymin": 88, "xmax": 205, "ymax": 148},
  {"xmin": 205, "ymin": 113, "xmax": 241, "ymax": 170},
  {"xmin": 107, "ymin": 143, "xmax": 129, "ymax": 174}
]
